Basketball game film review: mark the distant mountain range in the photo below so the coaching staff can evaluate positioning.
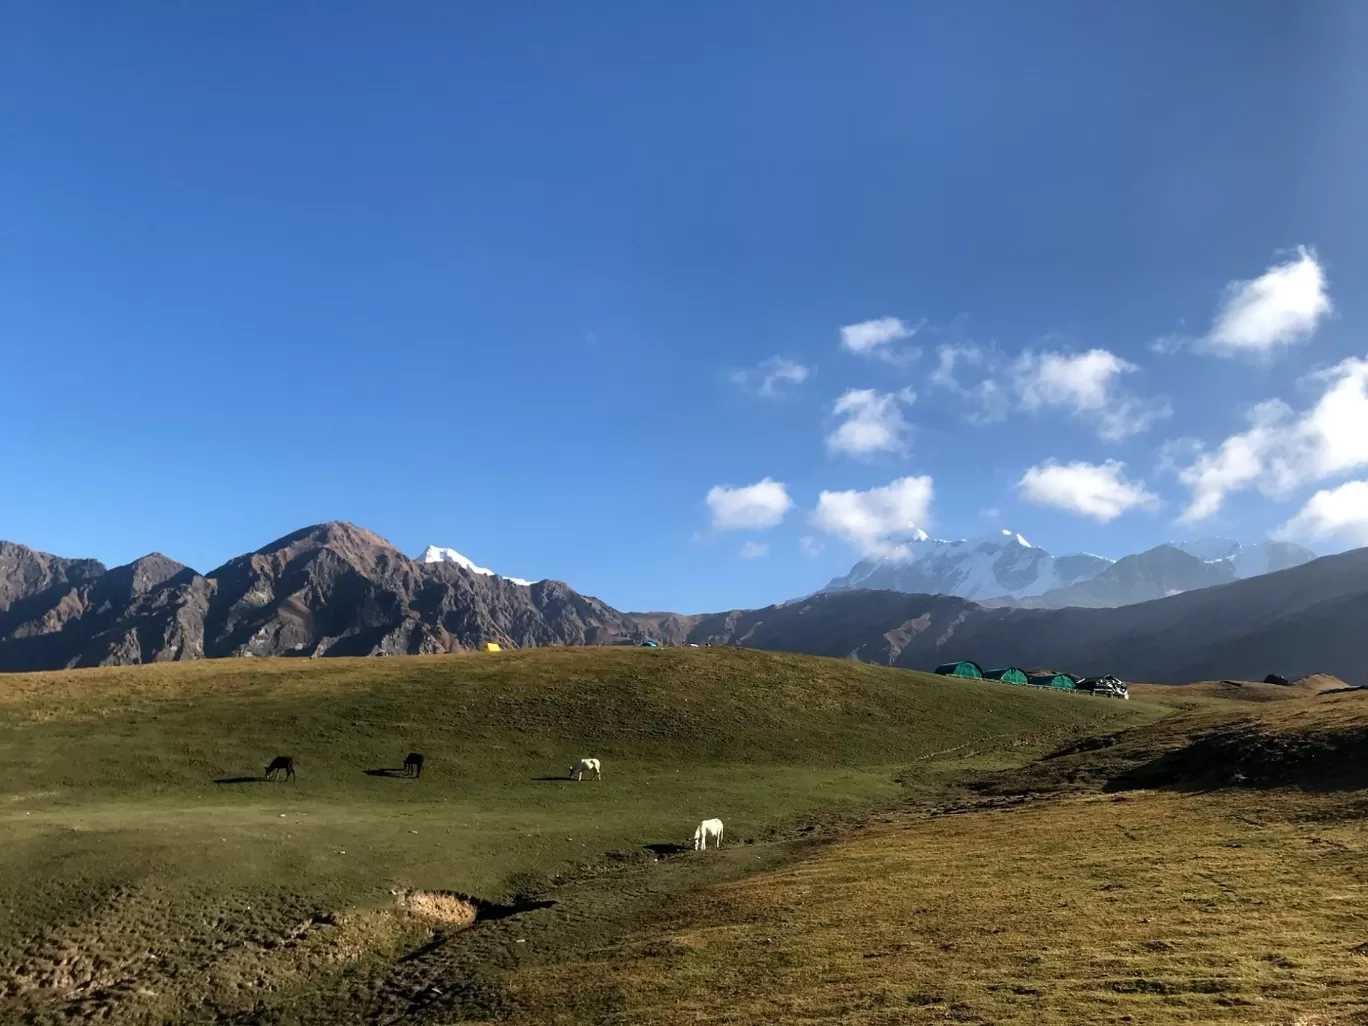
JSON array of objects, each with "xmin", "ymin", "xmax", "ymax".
[
  {"xmin": 652, "ymin": 545, "xmax": 1368, "ymax": 686},
  {"xmin": 1, "ymin": 523, "xmax": 1362, "ymax": 686},
  {"xmin": 0, "ymin": 524, "xmax": 646, "ymax": 672},
  {"xmin": 821, "ymin": 529, "xmax": 1316, "ymax": 609}
]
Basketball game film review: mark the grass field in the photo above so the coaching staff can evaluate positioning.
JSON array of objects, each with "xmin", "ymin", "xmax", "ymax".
[
  {"xmin": 0, "ymin": 647, "xmax": 1150, "ymax": 1024},
  {"xmin": 506, "ymin": 687, "xmax": 1368, "ymax": 1025}
]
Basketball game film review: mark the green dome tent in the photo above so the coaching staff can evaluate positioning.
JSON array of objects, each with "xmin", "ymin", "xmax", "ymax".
[
  {"xmin": 934, "ymin": 660, "xmax": 984, "ymax": 678},
  {"xmin": 1029, "ymin": 672, "xmax": 1077, "ymax": 689},
  {"xmin": 984, "ymin": 667, "xmax": 1029, "ymax": 684}
]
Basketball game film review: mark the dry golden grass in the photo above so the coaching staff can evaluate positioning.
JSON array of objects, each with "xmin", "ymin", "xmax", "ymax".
[
  {"xmin": 507, "ymin": 691, "xmax": 1368, "ymax": 1025},
  {"xmin": 509, "ymin": 789, "xmax": 1368, "ymax": 1025},
  {"xmin": 1129, "ymin": 679, "xmax": 1322, "ymax": 708}
]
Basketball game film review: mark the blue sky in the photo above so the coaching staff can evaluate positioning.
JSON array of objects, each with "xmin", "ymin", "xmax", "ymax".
[{"xmin": 5, "ymin": 2, "xmax": 1368, "ymax": 612}]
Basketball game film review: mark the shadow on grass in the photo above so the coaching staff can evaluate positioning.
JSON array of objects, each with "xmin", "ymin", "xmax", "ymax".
[
  {"xmin": 398, "ymin": 934, "xmax": 451, "ymax": 963},
  {"xmin": 643, "ymin": 842, "xmax": 691, "ymax": 857},
  {"xmin": 364, "ymin": 768, "xmax": 410, "ymax": 778},
  {"xmin": 213, "ymin": 776, "xmax": 263, "ymax": 785},
  {"xmin": 477, "ymin": 896, "xmax": 557, "ymax": 920},
  {"xmin": 1102, "ymin": 724, "xmax": 1368, "ymax": 794},
  {"xmin": 395, "ymin": 897, "xmax": 559, "ymax": 964},
  {"xmin": 531, "ymin": 776, "xmax": 572, "ymax": 782}
]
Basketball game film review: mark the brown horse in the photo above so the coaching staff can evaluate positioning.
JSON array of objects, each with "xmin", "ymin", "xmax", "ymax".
[
  {"xmin": 265, "ymin": 755, "xmax": 295, "ymax": 781},
  {"xmin": 403, "ymin": 753, "xmax": 424, "ymax": 778}
]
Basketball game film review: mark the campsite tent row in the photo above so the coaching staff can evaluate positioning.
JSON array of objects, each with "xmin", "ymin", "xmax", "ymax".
[{"xmin": 933, "ymin": 661, "xmax": 1077, "ymax": 689}]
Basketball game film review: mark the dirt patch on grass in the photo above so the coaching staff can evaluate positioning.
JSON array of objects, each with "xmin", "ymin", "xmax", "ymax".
[
  {"xmin": 393, "ymin": 889, "xmax": 557, "ymax": 929},
  {"xmin": 395, "ymin": 890, "xmax": 479, "ymax": 927}
]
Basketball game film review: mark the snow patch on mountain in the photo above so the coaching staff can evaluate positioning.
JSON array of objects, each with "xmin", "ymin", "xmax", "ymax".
[
  {"xmin": 822, "ymin": 531, "xmax": 1319, "ymax": 608},
  {"xmin": 822, "ymin": 529, "xmax": 1114, "ymax": 601},
  {"xmin": 1171, "ymin": 537, "xmax": 1317, "ymax": 579},
  {"xmin": 419, "ymin": 545, "xmax": 535, "ymax": 587}
]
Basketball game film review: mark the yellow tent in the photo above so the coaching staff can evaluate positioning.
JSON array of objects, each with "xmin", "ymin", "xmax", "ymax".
[{"xmin": 483, "ymin": 642, "xmax": 502, "ymax": 653}]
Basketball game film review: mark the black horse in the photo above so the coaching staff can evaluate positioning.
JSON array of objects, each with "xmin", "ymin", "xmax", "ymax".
[
  {"xmin": 265, "ymin": 755, "xmax": 296, "ymax": 781},
  {"xmin": 403, "ymin": 753, "xmax": 424, "ymax": 778}
]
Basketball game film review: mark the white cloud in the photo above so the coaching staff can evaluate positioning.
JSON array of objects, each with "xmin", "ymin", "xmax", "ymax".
[
  {"xmin": 1095, "ymin": 396, "xmax": 1174, "ymax": 442},
  {"xmin": 729, "ymin": 356, "xmax": 812, "ymax": 398},
  {"xmin": 705, "ymin": 478, "xmax": 793, "ymax": 531},
  {"xmin": 1177, "ymin": 356, "xmax": 1368, "ymax": 521},
  {"xmin": 840, "ymin": 316, "xmax": 918, "ymax": 356},
  {"xmin": 1014, "ymin": 349, "xmax": 1134, "ymax": 412},
  {"xmin": 928, "ymin": 343, "xmax": 992, "ymax": 394},
  {"xmin": 825, "ymin": 387, "xmax": 917, "ymax": 458},
  {"xmin": 1013, "ymin": 348, "xmax": 1171, "ymax": 441},
  {"xmin": 812, "ymin": 476, "xmax": 934, "ymax": 557},
  {"xmin": 1205, "ymin": 246, "xmax": 1332, "ymax": 356},
  {"xmin": 930, "ymin": 343, "xmax": 1168, "ymax": 440},
  {"xmin": 1017, "ymin": 459, "xmax": 1160, "ymax": 523},
  {"xmin": 738, "ymin": 541, "xmax": 770, "ymax": 559},
  {"xmin": 798, "ymin": 535, "xmax": 824, "ymax": 558},
  {"xmin": 1274, "ymin": 480, "xmax": 1368, "ymax": 547}
]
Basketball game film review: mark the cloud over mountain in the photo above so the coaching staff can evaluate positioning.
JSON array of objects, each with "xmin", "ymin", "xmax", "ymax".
[
  {"xmin": 706, "ymin": 478, "xmax": 793, "ymax": 530},
  {"xmin": 1018, "ymin": 459, "xmax": 1161, "ymax": 523},
  {"xmin": 812, "ymin": 476, "xmax": 934, "ymax": 557},
  {"xmin": 1178, "ymin": 356, "xmax": 1368, "ymax": 521}
]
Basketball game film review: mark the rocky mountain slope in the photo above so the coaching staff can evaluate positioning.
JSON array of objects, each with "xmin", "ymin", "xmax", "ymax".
[
  {"xmin": 680, "ymin": 546, "xmax": 1368, "ymax": 685},
  {"xmin": 0, "ymin": 523, "xmax": 645, "ymax": 672},
  {"xmin": 822, "ymin": 531, "xmax": 1315, "ymax": 608}
]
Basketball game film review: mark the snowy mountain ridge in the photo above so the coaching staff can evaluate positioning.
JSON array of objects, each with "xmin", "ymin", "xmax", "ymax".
[
  {"xmin": 824, "ymin": 529, "xmax": 1112, "ymax": 601},
  {"xmin": 1169, "ymin": 538, "xmax": 1311, "ymax": 579},
  {"xmin": 822, "ymin": 530, "xmax": 1317, "ymax": 608},
  {"xmin": 418, "ymin": 545, "xmax": 535, "ymax": 587}
]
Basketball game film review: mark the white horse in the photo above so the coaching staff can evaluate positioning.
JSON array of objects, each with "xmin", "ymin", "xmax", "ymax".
[
  {"xmin": 568, "ymin": 757, "xmax": 602, "ymax": 781},
  {"xmin": 692, "ymin": 818, "xmax": 724, "ymax": 850}
]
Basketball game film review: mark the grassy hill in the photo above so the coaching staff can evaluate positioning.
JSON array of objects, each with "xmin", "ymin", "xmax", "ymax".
[{"xmin": 0, "ymin": 647, "xmax": 1149, "ymax": 1024}]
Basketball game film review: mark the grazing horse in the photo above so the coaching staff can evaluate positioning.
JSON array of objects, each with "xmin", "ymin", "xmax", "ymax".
[
  {"xmin": 693, "ymin": 818, "xmax": 724, "ymax": 850},
  {"xmin": 568, "ymin": 757, "xmax": 602, "ymax": 781},
  {"xmin": 265, "ymin": 755, "xmax": 295, "ymax": 782},
  {"xmin": 403, "ymin": 752, "xmax": 424, "ymax": 778}
]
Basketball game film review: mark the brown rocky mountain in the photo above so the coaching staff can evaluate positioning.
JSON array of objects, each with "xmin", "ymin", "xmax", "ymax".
[
  {"xmin": 0, "ymin": 541, "xmax": 106, "ymax": 615},
  {"xmin": 2, "ymin": 524, "xmax": 1364, "ymax": 686},
  {"xmin": 0, "ymin": 523, "xmax": 648, "ymax": 672}
]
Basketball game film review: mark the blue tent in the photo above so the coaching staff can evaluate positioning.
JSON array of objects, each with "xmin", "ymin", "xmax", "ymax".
[
  {"xmin": 984, "ymin": 667, "xmax": 1029, "ymax": 684},
  {"xmin": 640, "ymin": 640, "xmax": 659, "ymax": 647},
  {"xmin": 1029, "ymin": 673, "xmax": 1077, "ymax": 689},
  {"xmin": 935, "ymin": 660, "xmax": 984, "ymax": 678}
]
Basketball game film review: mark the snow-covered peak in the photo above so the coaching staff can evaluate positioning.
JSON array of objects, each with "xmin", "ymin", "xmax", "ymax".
[
  {"xmin": 418, "ymin": 545, "xmax": 534, "ymax": 587},
  {"xmin": 1171, "ymin": 538, "xmax": 1316, "ymax": 579},
  {"xmin": 1172, "ymin": 537, "xmax": 1241, "ymax": 563},
  {"xmin": 979, "ymin": 528, "xmax": 1033, "ymax": 548},
  {"xmin": 824, "ymin": 528, "xmax": 1081, "ymax": 600}
]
